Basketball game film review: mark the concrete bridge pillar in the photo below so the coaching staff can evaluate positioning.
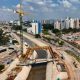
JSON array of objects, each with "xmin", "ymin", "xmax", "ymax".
[
  {"xmin": 46, "ymin": 62, "xmax": 53, "ymax": 80},
  {"xmin": 47, "ymin": 50, "xmax": 52, "ymax": 59}
]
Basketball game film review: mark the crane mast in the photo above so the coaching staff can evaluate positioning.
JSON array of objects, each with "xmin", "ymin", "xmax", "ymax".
[{"xmin": 19, "ymin": 0, "xmax": 23, "ymax": 54}]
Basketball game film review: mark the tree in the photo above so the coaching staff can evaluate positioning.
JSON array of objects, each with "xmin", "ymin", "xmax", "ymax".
[
  {"xmin": 42, "ymin": 29, "xmax": 49, "ymax": 35},
  {"xmin": 52, "ymin": 29, "xmax": 60, "ymax": 34},
  {"xmin": 0, "ymin": 29, "xmax": 3, "ymax": 36},
  {"xmin": 35, "ymin": 34, "xmax": 41, "ymax": 38},
  {"xmin": 0, "ymin": 64, "xmax": 5, "ymax": 71},
  {"xmin": 0, "ymin": 29, "xmax": 9, "ymax": 45},
  {"xmin": 43, "ymin": 24, "xmax": 54, "ymax": 30},
  {"xmin": 12, "ymin": 25, "xmax": 21, "ymax": 30},
  {"xmin": 58, "ymin": 40, "xmax": 64, "ymax": 46},
  {"xmin": 57, "ymin": 78, "xmax": 61, "ymax": 80}
]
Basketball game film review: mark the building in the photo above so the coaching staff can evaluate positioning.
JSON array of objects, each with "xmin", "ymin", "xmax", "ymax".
[
  {"xmin": 65, "ymin": 17, "xmax": 70, "ymax": 29},
  {"xmin": 61, "ymin": 20, "xmax": 65, "ymax": 29},
  {"xmin": 54, "ymin": 20, "xmax": 61, "ymax": 30},
  {"xmin": 53, "ymin": 17, "xmax": 80, "ymax": 30},
  {"xmin": 69, "ymin": 18, "xmax": 74, "ymax": 29},
  {"xmin": 31, "ymin": 21, "xmax": 42, "ymax": 35},
  {"xmin": 27, "ymin": 27, "xmax": 32, "ymax": 33},
  {"xmin": 76, "ymin": 18, "xmax": 80, "ymax": 29},
  {"xmin": 74, "ymin": 18, "xmax": 79, "ymax": 29}
]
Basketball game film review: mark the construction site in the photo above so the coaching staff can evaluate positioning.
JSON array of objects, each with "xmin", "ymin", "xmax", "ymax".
[
  {"xmin": 0, "ymin": 0, "xmax": 80, "ymax": 80},
  {"xmin": 0, "ymin": 31, "xmax": 70, "ymax": 80}
]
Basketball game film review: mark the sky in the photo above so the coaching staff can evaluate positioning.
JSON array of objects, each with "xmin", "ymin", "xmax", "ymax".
[{"xmin": 0, "ymin": 0, "xmax": 80, "ymax": 21}]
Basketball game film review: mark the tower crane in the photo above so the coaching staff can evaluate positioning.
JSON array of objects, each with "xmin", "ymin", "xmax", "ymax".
[{"xmin": 14, "ymin": 0, "xmax": 33, "ymax": 54}]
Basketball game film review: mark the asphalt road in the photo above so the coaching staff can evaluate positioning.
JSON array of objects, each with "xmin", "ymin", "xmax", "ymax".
[
  {"xmin": 23, "ymin": 37, "xmax": 36, "ymax": 47},
  {"xmin": 16, "ymin": 33, "xmax": 48, "ymax": 59},
  {"xmin": 23, "ymin": 36, "xmax": 48, "ymax": 59}
]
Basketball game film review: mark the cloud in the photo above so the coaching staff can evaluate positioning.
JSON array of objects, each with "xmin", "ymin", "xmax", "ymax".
[
  {"xmin": 37, "ymin": 1, "xmax": 45, "ymax": 5},
  {"xmin": 15, "ymin": 0, "xmax": 80, "ymax": 20},
  {"xmin": 69, "ymin": 0, "xmax": 80, "ymax": 3},
  {"xmin": 29, "ymin": 6, "xmax": 34, "ymax": 11},
  {"xmin": 50, "ymin": 3, "xmax": 59, "ymax": 7},
  {"xmin": 59, "ymin": 0, "xmax": 72, "ymax": 8},
  {"xmin": 1, "ymin": 6, "xmax": 13, "ymax": 12},
  {"xmin": 0, "ymin": 6, "xmax": 18, "ymax": 21},
  {"xmin": 0, "ymin": 0, "xmax": 80, "ymax": 21}
]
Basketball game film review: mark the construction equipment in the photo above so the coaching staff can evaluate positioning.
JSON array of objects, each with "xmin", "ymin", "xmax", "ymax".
[
  {"xmin": 14, "ymin": 0, "xmax": 23, "ymax": 54},
  {"xmin": 14, "ymin": 0, "xmax": 34, "ymax": 54}
]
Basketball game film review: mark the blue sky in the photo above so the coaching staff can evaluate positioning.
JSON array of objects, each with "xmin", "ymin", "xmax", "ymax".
[
  {"xmin": 0, "ymin": 0, "xmax": 19, "ymax": 8},
  {"xmin": 0, "ymin": 0, "xmax": 80, "ymax": 21}
]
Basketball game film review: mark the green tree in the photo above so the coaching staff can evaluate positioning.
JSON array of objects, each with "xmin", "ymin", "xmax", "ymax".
[
  {"xmin": 42, "ymin": 29, "xmax": 49, "ymax": 35},
  {"xmin": 0, "ymin": 64, "xmax": 5, "ymax": 71},
  {"xmin": 0, "ymin": 29, "xmax": 9, "ymax": 45},
  {"xmin": 58, "ymin": 40, "xmax": 64, "ymax": 46},
  {"xmin": 52, "ymin": 29, "xmax": 60, "ymax": 34},
  {"xmin": 35, "ymin": 34, "xmax": 41, "ymax": 38},
  {"xmin": 57, "ymin": 78, "xmax": 61, "ymax": 80},
  {"xmin": 12, "ymin": 25, "xmax": 21, "ymax": 30},
  {"xmin": 43, "ymin": 24, "xmax": 54, "ymax": 30}
]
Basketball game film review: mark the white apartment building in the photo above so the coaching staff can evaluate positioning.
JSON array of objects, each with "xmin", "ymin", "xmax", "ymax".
[
  {"xmin": 69, "ymin": 18, "xmax": 74, "ymax": 29},
  {"xmin": 76, "ymin": 18, "xmax": 79, "ymax": 29},
  {"xmin": 61, "ymin": 20, "xmax": 65, "ymax": 29},
  {"xmin": 31, "ymin": 21, "xmax": 42, "ymax": 35},
  {"xmin": 54, "ymin": 20, "xmax": 61, "ymax": 30},
  {"xmin": 65, "ymin": 17, "xmax": 70, "ymax": 29}
]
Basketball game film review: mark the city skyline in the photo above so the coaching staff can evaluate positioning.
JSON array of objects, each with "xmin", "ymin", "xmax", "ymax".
[{"xmin": 0, "ymin": 0, "xmax": 80, "ymax": 21}]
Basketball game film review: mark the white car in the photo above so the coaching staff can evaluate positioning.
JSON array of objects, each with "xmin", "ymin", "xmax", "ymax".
[{"xmin": 24, "ymin": 42, "xmax": 28, "ymax": 46}]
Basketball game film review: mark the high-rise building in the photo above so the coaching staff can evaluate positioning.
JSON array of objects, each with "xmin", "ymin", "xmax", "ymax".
[
  {"xmin": 54, "ymin": 20, "xmax": 61, "ymax": 30},
  {"xmin": 74, "ymin": 18, "xmax": 79, "ymax": 29},
  {"xmin": 65, "ymin": 17, "xmax": 70, "ymax": 29},
  {"xmin": 69, "ymin": 18, "xmax": 74, "ymax": 29},
  {"xmin": 76, "ymin": 18, "xmax": 80, "ymax": 29},
  {"xmin": 31, "ymin": 21, "xmax": 42, "ymax": 35},
  {"xmin": 61, "ymin": 20, "xmax": 65, "ymax": 29}
]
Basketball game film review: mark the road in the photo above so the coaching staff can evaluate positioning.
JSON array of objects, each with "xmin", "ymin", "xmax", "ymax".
[
  {"xmin": 48, "ymin": 30, "xmax": 80, "ymax": 56},
  {"xmin": 59, "ymin": 51, "xmax": 80, "ymax": 80},
  {"xmin": 0, "ymin": 47, "xmax": 18, "ymax": 67},
  {"xmin": 23, "ymin": 36, "xmax": 36, "ymax": 47}
]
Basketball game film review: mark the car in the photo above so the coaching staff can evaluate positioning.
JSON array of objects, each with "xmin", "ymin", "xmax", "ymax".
[
  {"xmin": 7, "ymin": 59, "xmax": 13, "ymax": 64},
  {"xmin": 8, "ymin": 47, "xmax": 14, "ymax": 50},
  {"xmin": 24, "ymin": 42, "xmax": 28, "ymax": 46}
]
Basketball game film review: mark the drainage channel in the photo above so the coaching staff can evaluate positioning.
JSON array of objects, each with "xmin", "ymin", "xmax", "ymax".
[{"xmin": 27, "ymin": 62, "xmax": 47, "ymax": 80}]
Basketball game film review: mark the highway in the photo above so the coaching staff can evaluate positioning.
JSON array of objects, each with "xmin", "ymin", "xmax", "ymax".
[
  {"xmin": 23, "ymin": 36, "xmax": 36, "ymax": 47},
  {"xmin": 48, "ymin": 30, "xmax": 80, "ymax": 56},
  {"xmin": 15, "ymin": 33, "xmax": 48, "ymax": 59}
]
